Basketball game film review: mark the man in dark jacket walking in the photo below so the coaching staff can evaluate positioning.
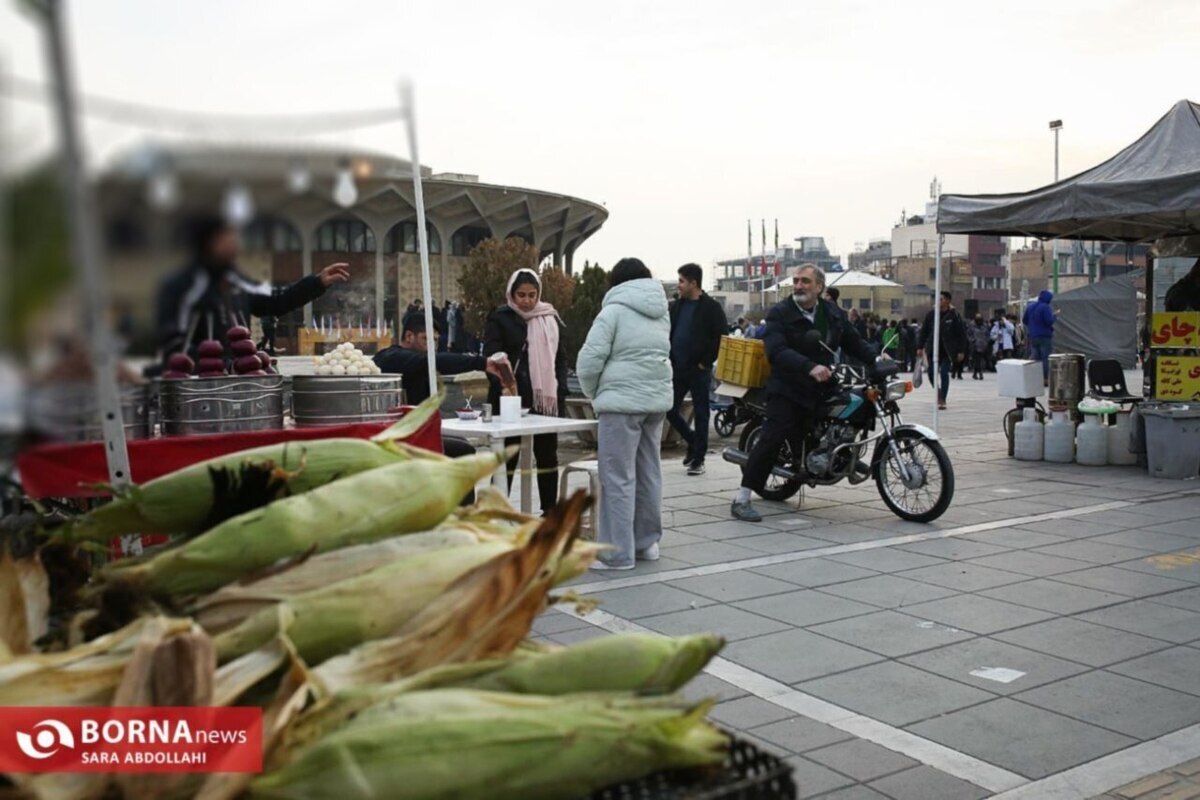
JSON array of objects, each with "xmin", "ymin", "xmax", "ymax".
[
  {"xmin": 668, "ymin": 263, "xmax": 727, "ymax": 475},
  {"xmin": 917, "ymin": 292, "xmax": 967, "ymax": 410},
  {"xmin": 731, "ymin": 264, "xmax": 877, "ymax": 521}
]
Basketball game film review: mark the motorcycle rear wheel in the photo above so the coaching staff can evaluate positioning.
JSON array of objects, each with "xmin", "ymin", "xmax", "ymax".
[{"xmin": 740, "ymin": 421, "xmax": 803, "ymax": 502}]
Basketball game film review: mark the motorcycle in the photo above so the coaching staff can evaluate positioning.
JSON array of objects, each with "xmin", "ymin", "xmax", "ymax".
[{"xmin": 720, "ymin": 332, "xmax": 955, "ymax": 522}]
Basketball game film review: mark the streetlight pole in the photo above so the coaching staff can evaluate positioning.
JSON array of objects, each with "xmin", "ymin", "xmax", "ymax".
[{"xmin": 1049, "ymin": 119, "xmax": 1062, "ymax": 295}]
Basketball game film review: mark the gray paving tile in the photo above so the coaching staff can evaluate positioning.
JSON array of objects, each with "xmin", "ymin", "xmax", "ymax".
[
  {"xmin": 868, "ymin": 766, "xmax": 991, "ymax": 800},
  {"xmin": 1032, "ymin": 540, "xmax": 1153, "ymax": 565},
  {"xmin": 722, "ymin": 628, "xmax": 884, "ymax": 684},
  {"xmin": 1052, "ymin": 565, "xmax": 1194, "ymax": 598},
  {"xmin": 587, "ymin": 584, "xmax": 717, "ymax": 619},
  {"xmin": 1108, "ymin": 646, "xmax": 1200, "ymax": 696},
  {"xmin": 809, "ymin": 610, "xmax": 974, "ymax": 657},
  {"xmin": 638, "ymin": 605, "xmax": 792, "ymax": 642},
  {"xmin": 665, "ymin": 571, "xmax": 800, "ymax": 603},
  {"xmin": 734, "ymin": 532, "xmax": 833, "ymax": 554},
  {"xmin": 897, "ymin": 538, "xmax": 1012, "ymax": 560},
  {"xmin": 818, "ymin": 575, "xmax": 958, "ymax": 609},
  {"xmin": 1091, "ymin": 530, "xmax": 1200, "ymax": 553},
  {"xmin": 676, "ymin": 519, "xmax": 779, "ymax": 540},
  {"xmin": 663, "ymin": 540, "xmax": 762, "ymax": 566},
  {"xmin": 907, "ymin": 698, "xmax": 1136, "ymax": 779},
  {"xmin": 708, "ymin": 696, "xmax": 794, "ymax": 730},
  {"xmin": 1077, "ymin": 599, "xmax": 1200, "ymax": 643},
  {"xmin": 805, "ymin": 524, "xmax": 897, "ymax": 544},
  {"xmin": 1014, "ymin": 670, "xmax": 1200, "ymax": 739},
  {"xmin": 750, "ymin": 559, "xmax": 879, "ymax": 587},
  {"xmin": 735, "ymin": 590, "xmax": 879, "ymax": 628},
  {"xmin": 965, "ymin": 549, "xmax": 1092, "ymax": 577},
  {"xmin": 808, "ymin": 785, "xmax": 890, "ymax": 800},
  {"xmin": 1115, "ymin": 550, "xmax": 1200, "ymax": 584},
  {"xmin": 530, "ymin": 609, "xmax": 590, "ymax": 635},
  {"xmin": 1015, "ymin": 518, "xmax": 1129, "ymax": 538},
  {"xmin": 662, "ymin": 509, "xmax": 729, "ymax": 528},
  {"xmin": 797, "ymin": 662, "xmax": 995, "ymax": 726},
  {"xmin": 806, "ymin": 739, "xmax": 919, "ymax": 781},
  {"xmin": 679, "ymin": 672, "xmax": 750, "ymax": 704},
  {"xmin": 826, "ymin": 548, "xmax": 947, "ymax": 573},
  {"xmin": 657, "ymin": 531, "xmax": 708, "ymax": 549},
  {"xmin": 901, "ymin": 594, "xmax": 1055, "ymax": 635},
  {"xmin": 966, "ymin": 528, "xmax": 1071, "ymax": 549},
  {"xmin": 549, "ymin": 626, "xmax": 609, "ymax": 645},
  {"xmin": 623, "ymin": 555, "xmax": 697, "ymax": 576},
  {"xmin": 756, "ymin": 514, "xmax": 824, "ymax": 532},
  {"xmin": 901, "ymin": 637, "xmax": 1088, "ymax": 695},
  {"xmin": 750, "ymin": 716, "xmax": 852, "ymax": 754},
  {"xmin": 1150, "ymin": 519, "xmax": 1200, "ymax": 538},
  {"xmin": 993, "ymin": 617, "xmax": 1173, "ymax": 667},
  {"xmin": 980, "ymin": 578, "xmax": 1128, "ymax": 615},
  {"xmin": 1133, "ymin": 497, "xmax": 1200, "ymax": 519},
  {"xmin": 784, "ymin": 755, "xmax": 857, "ymax": 798},
  {"xmin": 1153, "ymin": 586, "xmax": 1200, "ymax": 613},
  {"xmin": 899, "ymin": 562, "xmax": 1028, "ymax": 592}
]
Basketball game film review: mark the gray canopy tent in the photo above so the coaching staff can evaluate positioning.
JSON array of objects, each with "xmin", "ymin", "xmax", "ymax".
[
  {"xmin": 936, "ymin": 99, "xmax": 1200, "ymax": 398},
  {"xmin": 1053, "ymin": 271, "xmax": 1142, "ymax": 369}
]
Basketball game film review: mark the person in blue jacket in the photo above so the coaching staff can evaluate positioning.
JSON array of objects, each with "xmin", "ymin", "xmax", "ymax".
[{"xmin": 1023, "ymin": 290, "xmax": 1057, "ymax": 385}]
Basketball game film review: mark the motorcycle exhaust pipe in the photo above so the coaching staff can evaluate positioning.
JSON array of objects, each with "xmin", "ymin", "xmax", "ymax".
[{"xmin": 721, "ymin": 447, "xmax": 800, "ymax": 482}]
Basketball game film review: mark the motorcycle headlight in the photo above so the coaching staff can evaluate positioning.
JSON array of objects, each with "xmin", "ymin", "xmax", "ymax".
[{"xmin": 885, "ymin": 380, "xmax": 908, "ymax": 401}]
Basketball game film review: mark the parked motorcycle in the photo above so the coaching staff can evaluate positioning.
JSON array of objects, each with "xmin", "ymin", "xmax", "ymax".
[{"xmin": 721, "ymin": 333, "xmax": 955, "ymax": 522}]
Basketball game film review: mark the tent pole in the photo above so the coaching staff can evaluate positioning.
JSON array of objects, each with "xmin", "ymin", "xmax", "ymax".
[
  {"xmin": 932, "ymin": 234, "xmax": 943, "ymax": 432},
  {"xmin": 39, "ymin": 0, "xmax": 131, "ymax": 488},
  {"xmin": 1144, "ymin": 253, "xmax": 1154, "ymax": 400},
  {"xmin": 401, "ymin": 82, "xmax": 438, "ymax": 399}
]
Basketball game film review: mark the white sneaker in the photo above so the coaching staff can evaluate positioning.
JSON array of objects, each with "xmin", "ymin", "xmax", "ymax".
[
  {"xmin": 590, "ymin": 560, "xmax": 635, "ymax": 571},
  {"xmin": 636, "ymin": 542, "xmax": 660, "ymax": 561}
]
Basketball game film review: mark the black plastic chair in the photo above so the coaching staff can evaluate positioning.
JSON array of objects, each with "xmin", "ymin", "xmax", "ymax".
[{"xmin": 1087, "ymin": 358, "xmax": 1141, "ymax": 405}]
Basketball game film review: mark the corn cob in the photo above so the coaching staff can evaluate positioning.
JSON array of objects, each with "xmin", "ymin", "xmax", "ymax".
[
  {"xmin": 252, "ymin": 691, "xmax": 726, "ymax": 800},
  {"xmin": 99, "ymin": 449, "xmax": 508, "ymax": 597},
  {"xmin": 212, "ymin": 540, "xmax": 515, "ymax": 664},
  {"xmin": 65, "ymin": 394, "xmax": 444, "ymax": 543}
]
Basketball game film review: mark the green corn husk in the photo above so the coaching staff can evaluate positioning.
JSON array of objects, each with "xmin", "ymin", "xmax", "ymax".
[
  {"xmin": 253, "ymin": 690, "xmax": 726, "ymax": 800},
  {"xmin": 64, "ymin": 394, "xmax": 444, "ymax": 543},
  {"xmin": 212, "ymin": 540, "xmax": 516, "ymax": 664},
  {"xmin": 98, "ymin": 449, "xmax": 509, "ymax": 597}
]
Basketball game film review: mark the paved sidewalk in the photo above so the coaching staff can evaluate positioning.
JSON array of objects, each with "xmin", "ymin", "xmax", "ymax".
[{"xmin": 530, "ymin": 369, "xmax": 1200, "ymax": 799}]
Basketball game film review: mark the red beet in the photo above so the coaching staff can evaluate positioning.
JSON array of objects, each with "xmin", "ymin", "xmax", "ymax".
[
  {"xmin": 161, "ymin": 370, "xmax": 191, "ymax": 380},
  {"xmin": 256, "ymin": 351, "xmax": 271, "ymax": 369},
  {"xmin": 197, "ymin": 340, "xmax": 224, "ymax": 359},
  {"xmin": 233, "ymin": 355, "xmax": 263, "ymax": 374},
  {"xmin": 230, "ymin": 339, "xmax": 258, "ymax": 357},
  {"xmin": 196, "ymin": 357, "xmax": 226, "ymax": 374},
  {"xmin": 226, "ymin": 325, "xmax": 252, "ymax": 342},
  {"xmin": 166, "ymin": 353, "xmax": 194, "ymax": 373}
]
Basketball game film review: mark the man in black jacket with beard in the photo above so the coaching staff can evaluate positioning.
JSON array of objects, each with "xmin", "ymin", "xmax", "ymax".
[{"xmin": 731, "ymin": 263, "xmax": 878, "ymax": 522}]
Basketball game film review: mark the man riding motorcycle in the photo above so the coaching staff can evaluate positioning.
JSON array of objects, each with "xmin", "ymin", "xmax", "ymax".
[{"xmin": 730, "ymin": 263, "xmax": 879, "ymax": 522}]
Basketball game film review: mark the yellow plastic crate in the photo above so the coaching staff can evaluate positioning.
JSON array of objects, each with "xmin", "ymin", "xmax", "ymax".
[{"xmin": 715, "ymin": 336, "xmax": 771, "ymax": 388}]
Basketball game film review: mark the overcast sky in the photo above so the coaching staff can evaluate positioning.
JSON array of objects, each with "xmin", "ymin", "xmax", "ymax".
[{"xmin": 3, "ymin": 0, "xmax": 1198, "ymax": 278}]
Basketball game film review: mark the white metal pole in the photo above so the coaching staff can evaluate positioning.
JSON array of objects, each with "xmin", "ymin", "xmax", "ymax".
[
  {"xmin": 400, "ymin": 82, "xmax": 438, "ymax": 398},
  {"xmin": 932, "ymin": 234, "xmax": 943, "ymax": 432},
  {"xmin": 39, "ymin": 0, "xmax": 131, "ymax": 487}
]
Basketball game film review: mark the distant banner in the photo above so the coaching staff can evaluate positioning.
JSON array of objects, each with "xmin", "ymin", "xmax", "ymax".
[
  {"xmin": 1155, "ymin": 355, "xmax": 1200, "ymax": 401},
  {"xmin": 1150, "ymin": 312, "xmax": 1200, "ymax": 348}
]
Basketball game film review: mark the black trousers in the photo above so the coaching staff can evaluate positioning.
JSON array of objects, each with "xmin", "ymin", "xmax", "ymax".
[
  {"xmin": 504, "ymin": 433, "xmax": 558, "ymax": 513},
  {"xmin": 741, "ymin": 394, "xmax": 811, "ymax": 494}
]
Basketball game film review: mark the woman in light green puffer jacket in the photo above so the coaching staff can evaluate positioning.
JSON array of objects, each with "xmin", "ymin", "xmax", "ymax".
[{"xmin": 576, "ymin": 259, "xmax": 672, "ymax": 570}]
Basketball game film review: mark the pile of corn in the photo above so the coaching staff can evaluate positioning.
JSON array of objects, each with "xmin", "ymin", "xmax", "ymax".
[{"xmin": 1, "ymin": 394, "xmax": 734, "ymax": 800}]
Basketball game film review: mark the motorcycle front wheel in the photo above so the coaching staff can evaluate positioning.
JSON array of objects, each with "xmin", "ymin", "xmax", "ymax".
[
  {"xmin": 873, "ymin": 429, "xmax": 954, "ymax": 522},
  {"xmin": 740, "ymin": 421, "xmax": 802, "ymax": 502}
]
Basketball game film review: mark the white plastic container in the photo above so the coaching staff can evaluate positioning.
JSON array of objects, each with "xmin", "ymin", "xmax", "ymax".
[
  {"xmin": 998, "ymin": 359, "xmax": 1045, "ymax": 399},
  {"xmin": 1076, "ymin": 414, "xmax": 1108, "ymax": 466},
  {"xmin": 1014, "ymin": 408, "xmax": 1045, "ymax": 461},
  {"xmin": 500, "ymin": 395, "xmax": 522, "ymax": 423},
  {"xmin": 1044, "ymin": 410, "xmax": 1075, "ymax": 463},
  {"xmin": 1107, "ymin": 411, "xmax": 1138, "ymax": 466}
]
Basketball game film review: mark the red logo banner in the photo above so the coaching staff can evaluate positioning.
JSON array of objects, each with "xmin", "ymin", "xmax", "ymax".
[{"xmin": 0, "ymin": 707, "xmax": 262, "ymax": 773}]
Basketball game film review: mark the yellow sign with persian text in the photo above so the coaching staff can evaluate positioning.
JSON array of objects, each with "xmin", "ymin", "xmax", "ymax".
[
  {"xmin": 1156, "ymin": 355, "xmax": 1200, "ymax": 401},
  {"xmin": 1150, "ymin": 312, "xmax": 1200, "ymax": 348}
]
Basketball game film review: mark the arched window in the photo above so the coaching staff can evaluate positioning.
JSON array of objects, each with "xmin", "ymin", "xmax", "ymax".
[
  {"xmin": 450, "ymin": 225, "xmax": 491, "ymax": 257},
  {"xmin": 243, "ymin": 216, "xmax": 302, "ymax": 252},
  {"xmin": 314, "ymin": 217, "xmax": 376, "ymax": 253},
  {"xmin": 384, "ymin": 222, "xmax": 441, "ymax": 255}
]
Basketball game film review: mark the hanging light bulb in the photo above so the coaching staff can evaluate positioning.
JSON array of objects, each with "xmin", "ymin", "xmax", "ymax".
[
  {"xmin": 223, "ymin": 183, "xmax": 255, "ymax": 225},
  {"xmin": 333, "ymin": 161, "xmax": 358, "ymax": 208},
  {"xmin": 287, "ymin": 161, "xmax": 311, "ymax": 194},
  {"xmin": 146, "ymin": 168, "xmax": 179, "ymax": 211}
]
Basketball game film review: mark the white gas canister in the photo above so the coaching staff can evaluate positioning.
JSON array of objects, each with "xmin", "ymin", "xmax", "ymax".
[
  {"xmin": 1044, "ymin": 410, "xmax": 1075, "ymax": 463},
  {"xmin": 1107, "ymin": 410, "xmax": 1138, "ymax": 466},
  {"xmin": 1077, "ymin": 414, "xmax": 1108, "ymax": 466},
  {"xmin": 1015, "ymin": 408, "xmax": 1045, "ymax": 462}
]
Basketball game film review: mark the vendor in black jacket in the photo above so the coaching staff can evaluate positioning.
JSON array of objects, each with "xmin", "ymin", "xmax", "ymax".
[
  {"xmin": 155, "ymin": 215, "xmax": 349, "ymax": 358},
  {"xmin": 731, "ymin": 264, "xmax": 877, "ymax": 522},
  {"xmin": 667, "ymin": 263, "xmax": 728, "ymax": 476},
  {"xmin": 375, "ymin": 312, "xmax": 499, "ymax": 405}
]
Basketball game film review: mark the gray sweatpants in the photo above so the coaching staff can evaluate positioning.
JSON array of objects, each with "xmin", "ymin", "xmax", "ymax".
[{"xmin": 596, "ymin": 412, "xmax": 665, "ymax": 567}]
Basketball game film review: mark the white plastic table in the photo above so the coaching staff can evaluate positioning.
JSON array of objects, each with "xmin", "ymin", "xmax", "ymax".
[{"xmin": 441, "ymin": 415, "xmax": 599, "ymax": 513}]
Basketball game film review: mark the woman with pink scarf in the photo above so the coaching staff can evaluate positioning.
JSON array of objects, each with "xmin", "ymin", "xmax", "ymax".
[{"xmin": 484, "ymin": 269, "xmax": 569, "ymax": 514}]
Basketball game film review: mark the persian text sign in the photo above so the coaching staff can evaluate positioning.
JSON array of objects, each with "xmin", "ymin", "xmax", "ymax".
[
  {"xmin": 1156, "ymin": 356, "xmax": 1200, "ymax": 401},
  {"xmin": 0, "ymin": 707, "xmax": 261, "ymax": 773},
  {"xmin": 1151, "ymin": 312, "xmax": 1200, "ymax": 348}
]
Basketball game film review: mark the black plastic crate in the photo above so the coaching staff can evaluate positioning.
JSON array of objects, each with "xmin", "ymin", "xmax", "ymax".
[{"xmin": 586, "ymin": 734, "xmax": 796, "ymax": 800}]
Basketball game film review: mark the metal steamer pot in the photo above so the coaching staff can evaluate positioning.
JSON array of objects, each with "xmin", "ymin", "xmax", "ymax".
[
  {"xmin": 24, "ymin": 382, "xmax": 152, "ymax": 442},
  {"xmin": 159, "ymin": 375, "xmax": 285, "ymax": 436},
  {"xmin": 290, "ymin": 375, "xmax": 404, "ymax": 427}
]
